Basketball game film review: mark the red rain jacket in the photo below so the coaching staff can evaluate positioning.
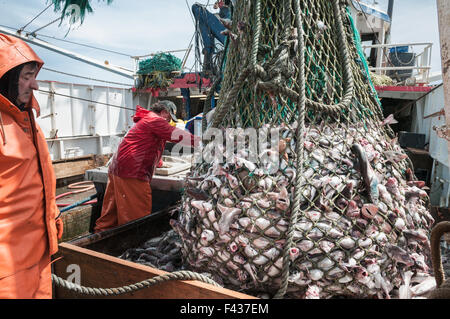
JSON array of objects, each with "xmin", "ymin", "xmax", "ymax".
[{"xmin": 109, "ymin": 106, "xmax": 198, "ymax": 181}]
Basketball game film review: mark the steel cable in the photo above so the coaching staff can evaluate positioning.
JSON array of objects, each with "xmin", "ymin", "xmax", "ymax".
[
  {"xmin": 41, "ymin": 67, "xmax": 132, "ymax": 86},
  {"xmin": 37, "ymin": 89, "xmax": 135, "ymax": 111},
  {"xmin": 18, "ymin": 3, "xmax": 53, "ymax": 33}
]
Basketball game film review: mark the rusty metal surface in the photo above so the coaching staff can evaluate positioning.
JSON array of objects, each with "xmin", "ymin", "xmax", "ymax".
[{"xmin": 437, "ymin": 0, "xmax": 450, "ymax": 155}]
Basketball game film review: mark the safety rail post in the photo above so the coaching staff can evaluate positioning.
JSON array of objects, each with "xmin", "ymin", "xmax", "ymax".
[
  {"xmin": 48, "ymin": 81, "xmax": 64, "ymax": 160},
  {"xmin": 362, "ymin": 42, "xmax": 433, "ymax": 83},
  {"xmin": 106, "ymin": 87, "xmax": 111, "ymax": 136},
  {"xmin": 49, "ymin": 82, "xmax": 57, "ymax": 139},
  {"xmin": 70, "ymin": 83, "xmax": 76, "ymax": 137},
  {"xmin": 87, "ymin": 86, "xmax": 96, "ymax": 136}
]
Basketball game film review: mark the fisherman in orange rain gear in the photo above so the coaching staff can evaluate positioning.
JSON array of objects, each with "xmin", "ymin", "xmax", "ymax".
[
  {"xmin": 94, "ymin": 100, "xmax": 201, "ymax": 233},
  {"xmin": 0, "ymin": 33, "xmax": 63, "ymax": 298}
]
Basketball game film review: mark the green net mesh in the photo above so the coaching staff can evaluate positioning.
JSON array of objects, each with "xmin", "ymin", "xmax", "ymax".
[
  {"xmin": 137, "ymin": 53, "xmax": 182, "ymax": 74},
  {"xmin": 171, "ymin": 0, "xmax": 434, "ymax": 299},
  {"xmin": 136, "ymin": 53, "xmax": 182, "ymax": 89},
  {"xmin": 49, "ymin": 0, "xmax": 114, "ymax": 24}
]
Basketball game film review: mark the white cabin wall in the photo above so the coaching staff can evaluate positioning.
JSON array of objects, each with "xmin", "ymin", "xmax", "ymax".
[
  {"xmin": 410, "ymin": 85, "xmax": 449, "ymax": 207},
  {"xmin": 35, "ymin": 80, "xmax": 136, "ymax": 161}
]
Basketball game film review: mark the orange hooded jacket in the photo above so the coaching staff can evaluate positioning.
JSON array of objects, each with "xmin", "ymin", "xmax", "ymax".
[{"xmin": 0, "ymin": 33, "xmax": 62, "ymax": 280}]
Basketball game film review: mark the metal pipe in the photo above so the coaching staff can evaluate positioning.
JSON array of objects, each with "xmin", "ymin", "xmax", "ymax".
[
  {"xmin": 387, "ymin": 0, "xmax": 394, "ymax": 20},
  {"xmin": 181, "ymin": 43, "xmax": 193, "ymax": 70},
  {"xmin": 368, "ymin": 66, "xmax": 431, "ymax": 71},
  {"xmin": 0, "ymin": 26, "xmax": 134, "ymax": 79},
  {"xmin": 362, "ymin": 42, "xmax": 433, "ymax": 48}
]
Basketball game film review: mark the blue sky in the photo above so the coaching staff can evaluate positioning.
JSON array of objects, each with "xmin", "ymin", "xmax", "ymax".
[{"xmin": 0, "ymin": 0, "xmax": 443, "ymax": 87}]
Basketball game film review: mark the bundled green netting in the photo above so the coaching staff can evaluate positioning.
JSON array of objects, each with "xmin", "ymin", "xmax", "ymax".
[
  {"xmin": 136, "ymin": 53, "xmax": 182, "ymax": 89},
  {"xmin": 137, "ymin": 53, "xmax": 182, "ymax": 74},
  {"xmin": 172, "ymin": 0, "xmax": 434, "ymax": 299},
  {"xmin": 49, "ymin": 0, "xmax": 113, "ymax": 24}
]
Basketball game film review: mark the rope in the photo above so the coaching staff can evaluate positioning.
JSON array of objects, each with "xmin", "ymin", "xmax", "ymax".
[
  {"xmin": 309, "ymin": 0, "xmax": 354, "ymax": 113},
  {"xmin": 251, "ymin": 0, "xmax": 262, "ymax": 69},
  {"xmin": 202, "ymin": 76, "xmax": 222, "ymax": 131},
  {"xmin": 56, "ymin": 194, "xmax": 97, "ymax": 219},
  {"xmin": 206, "ymin": 1, "xmax": 358, "ymax": 298},
  {"xmin": 179, "ymin": 0, "xmax": 427, "ymax": 300},
  {"xmin": 209, "ymin": 1, "xmax": 356, "ymax": 297},
  {"xmin": 273, "ymin": 0, "xmax": 306, "ymax": 299},
  {"xmin": 210, "ymin": 65, "xmax": 251, "ymax": 128},
  {"xmin": 66, "ymin": 181, "xmax": 95, "ymax": 191},
  {"xmin": 281, "ymin": 0, "xmax": 355, "ymax": 114},
  {"xmin": 209, "ymin": 0, "xmax": 355, "ymax": 129},
  {"xmin": 345, "ymin": 7, "xmax": 381, "ymax": 107},
  {"xmin": 56, "ymin": 181, "xmax": 97, "ymax": 208},
  {"xmin": 51, "ymin": 270, "xmax": 222, "ymax": 296}
]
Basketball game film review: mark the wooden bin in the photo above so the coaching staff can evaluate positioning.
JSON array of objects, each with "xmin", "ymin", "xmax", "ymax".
[{"xmin": 52, "ymin": 207, "xmax": 256, "ymax": 299}]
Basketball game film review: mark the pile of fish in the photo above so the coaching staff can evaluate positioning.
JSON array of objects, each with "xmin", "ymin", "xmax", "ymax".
[
  {"xmin": 171, "ymin": 118, "xmax": 437, "ymax": 298},
  {"xmin": 118, "ymin": 230, "xmax": 185, "ymax": 273},
  {"xmin": 117, "ymin": 229, "xmax": 227, "ymax": 286}
]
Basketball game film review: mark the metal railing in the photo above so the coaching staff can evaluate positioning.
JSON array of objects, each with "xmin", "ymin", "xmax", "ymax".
[{"xmin": 362, "ymin": 42, "xmax": 433, "ymax": 84}]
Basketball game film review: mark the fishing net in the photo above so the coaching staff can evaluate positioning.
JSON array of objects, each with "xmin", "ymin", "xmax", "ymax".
[
  {"xmin": 172, "ymin": 0, "xmax": 434, "ymax": 299},
  {"xmin": 49, "ymin": 0, "xmax": 114, "ymax": 25},
  {"xmin": 136, "ymin": 53, "xmax": 182, "ymax": 89}
]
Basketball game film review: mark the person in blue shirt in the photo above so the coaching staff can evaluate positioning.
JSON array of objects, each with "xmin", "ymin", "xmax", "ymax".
[{"xmin": 192, "ymin": 1, "xmax": 234, "ymax": 76}]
